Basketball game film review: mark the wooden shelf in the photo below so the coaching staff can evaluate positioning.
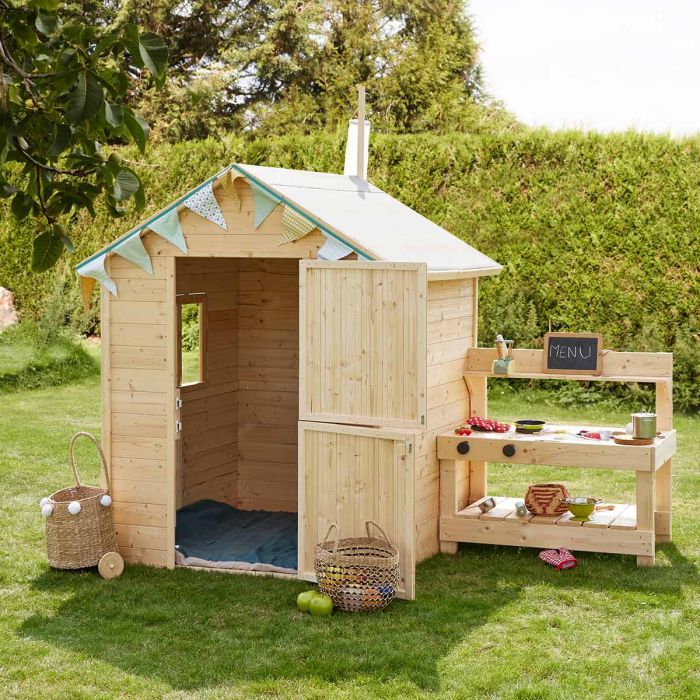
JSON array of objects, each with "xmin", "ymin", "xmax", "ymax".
[
  {"xmin": 437, "ymin": 427, "xmax": 676, "ymax": 472},
  {"xmin": 440, "ymin": 496, "xmax": 654, "ymax": 557},
  {"xmin": 463, "ymin": 370, "xmax": 669, "ymax": 383},
  {"xmin": 464, "ymin": 347, "xmax": 673, "ymax": 384},
  {"xmin": 457, "ymin": 496, "xmax": 637, "ymax": 529}
]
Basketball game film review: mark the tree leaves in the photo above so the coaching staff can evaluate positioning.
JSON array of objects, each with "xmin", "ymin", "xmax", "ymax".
[
  {"xmin": 113, "ymin": 169, "xmax": 140, "ymax": 201},
  {"xmin": 123, "ymin": 109, "xmax": 149, "ymax": 153},
  {"xmin": 138, "ymin": 32, "xmax": 168, "ymax": 84},
  {"xmin": 32, "ymin": 227, "xmax": 64, "ymax": 272},
  {"xmin": 65, "ymin": 72, "xmax": 104, "ymax": 123},
  {"xmin": 104, "ymin": 103, "xmax": 123, "ymax": 128},
  {"xmin": 0, "ymin": 4, "xmax": 167, "ymax": 271}
]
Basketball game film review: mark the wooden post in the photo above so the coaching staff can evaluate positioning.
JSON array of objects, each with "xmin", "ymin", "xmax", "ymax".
[
  {"xmin": 356, "ymin": 84, "xmax": 365, "ymax": 179},
  {"xmin": 439, "ymin": 459, "xmax": 459, "ymax": 554},
  {"xmin": 467, "ymin": 376, "xmax": 487, "ymax": 502},
  {"xmin": 636, "ymin": 470, "xmax": 656, "ymax": 566},
  {"xmin": 655, "ymin": 378, "xmax": 673, "ymax": 542}
]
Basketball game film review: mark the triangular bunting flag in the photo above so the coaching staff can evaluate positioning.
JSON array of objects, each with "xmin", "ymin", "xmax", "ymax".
[
  {"xmin": 147, "ymin": 208, "xmax": 188, "ymax": 254},
  {"xmin": 222, "ymin": 170, "xmax": 243, "ymax": 212},
  {"xmin": 80, "ymin": 276, "xmax": 96, "ymax": 312},
  {"xmin": 317, "ymin": 236, "xmax": 354, "ymax": 260},
  {"xmin": 249, "ymin": 179, "xmax": 281, "ymax": 229},
  {"xmin": 113, "ymin": 231, "xmax": 153, "ymax": 275},
  {"xmin": 183, "ymin": 181, "xmax": 227, "ymax": 230},
  {"xmin": 279, "ymin": 206, "xmax": 316, "ymax": 245},
  {"xmin": 77, "ymin": 253, "xmax": 117, "ymax": 297}
]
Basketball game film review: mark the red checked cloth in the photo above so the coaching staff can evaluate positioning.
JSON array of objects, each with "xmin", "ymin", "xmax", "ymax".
[
  {"xmin": 467, "ymin": 416, "xmax": 511, "ymax": 433},
  {"xmin": 539, "ymin": 548, "xmax": 577, "ymax": 570}
]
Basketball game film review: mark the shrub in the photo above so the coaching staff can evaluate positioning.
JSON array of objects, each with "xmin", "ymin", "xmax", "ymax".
[{"xmin": 1, "ymin": 130, "xmax": 697, "ymax": 408}]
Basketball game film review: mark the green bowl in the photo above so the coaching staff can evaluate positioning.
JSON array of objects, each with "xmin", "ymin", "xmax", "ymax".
[
  {"xmin": 565, "ymin": 498, "xmax": 601, "ymax": 522},
  {"xmin": 515, "ymin": 420, "xmax": 546, "ymax": 434}
]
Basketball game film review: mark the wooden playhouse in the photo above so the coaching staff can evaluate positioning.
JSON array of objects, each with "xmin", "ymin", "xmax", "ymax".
[{"xmin": 77, "ymin": 161, "xmax": 502, "ymax": 599}]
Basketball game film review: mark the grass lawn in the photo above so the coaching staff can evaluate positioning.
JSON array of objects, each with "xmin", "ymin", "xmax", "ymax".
[{"xmin": 0, "ymin": 377, "xmax": 698, "ymax": 699}]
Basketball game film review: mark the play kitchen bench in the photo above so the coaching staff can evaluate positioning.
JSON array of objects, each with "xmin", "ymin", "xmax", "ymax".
[{"xmin": 438, "ymin": 347, "xmax": 675, "ymax": 566}]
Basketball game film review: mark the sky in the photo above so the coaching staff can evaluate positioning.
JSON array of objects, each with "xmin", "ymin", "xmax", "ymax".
[{"xmin": 469, "ymin": 0, "xmax": 700, "ymax": 136}]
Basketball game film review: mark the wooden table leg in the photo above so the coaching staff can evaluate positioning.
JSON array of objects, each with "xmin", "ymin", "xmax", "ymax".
[
  {"xmin": 636, "ymin": 470, "xmax": 656, "ymax": 566},
  {"xmin": 439, "ymin": 459, "xmax": 459, "ymax": 554},
  {"xmin": 655, "ymin": 459, "xmax": 672, "ymax": 543},
  {"xmin": 467, "ymin": 375, "xmax": 488, "ymax": 503}
]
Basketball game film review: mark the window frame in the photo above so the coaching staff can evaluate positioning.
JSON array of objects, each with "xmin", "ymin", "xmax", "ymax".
[{"xmin": 176, "ymin": 292, "xmax": 207, "ymax": 389}]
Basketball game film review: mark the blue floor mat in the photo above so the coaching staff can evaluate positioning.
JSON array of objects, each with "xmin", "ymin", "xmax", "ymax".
[{"xmin": 176, "ymin": 499, "xmax": 297, "ymax": 570}]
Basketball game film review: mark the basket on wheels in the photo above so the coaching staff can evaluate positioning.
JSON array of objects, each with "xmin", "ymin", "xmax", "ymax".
[
  {"xmin": 314, "ymin": 521, "xmax": 399, "ymax": 612},
  {"xmin": 42, "ymin": 432, "xmax": 123, "ymax": 579}
]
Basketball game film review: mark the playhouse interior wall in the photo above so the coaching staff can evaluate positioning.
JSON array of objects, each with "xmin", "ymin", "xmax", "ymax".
[{"xmin": 177, "ymin": 256, "xmax": 300, "ymax": 513}]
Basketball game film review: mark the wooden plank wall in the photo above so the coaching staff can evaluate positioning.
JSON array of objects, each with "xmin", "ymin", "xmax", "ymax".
[
  {"xmin": 299, "ymin": 423, "xmax": 416, "ymax": 599},
  {"xmin": 236, "ymin": 258, "xmax": 299, "ymax": 512},
  {"xmin": 415, "ymin": 278, "xmax": 476, "ymax": 562},
  {"xmin": 299, "ymin": 262, "xmax": 427, "ymax": 429},
  {"xmin": 177, "ymin": 257, "xmax": 239, "ymax": 507},
  {"xmin": 107, "ymin": 250, "xmax": 170, "ymax": 567}
]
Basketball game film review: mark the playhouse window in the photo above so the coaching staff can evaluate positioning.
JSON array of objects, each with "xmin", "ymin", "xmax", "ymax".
[{"xmin": 177, "ymin": 293, "xmax": 207, "ymax": 387}]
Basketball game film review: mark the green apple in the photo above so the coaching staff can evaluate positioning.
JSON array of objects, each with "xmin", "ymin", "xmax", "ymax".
[
  {"xmin": 309, "ymin": 593, "xmax": 333, "ymax": 616},
  {"xmin": 296, "ymin": 590, "xmax": 319, "ymax": 613}
]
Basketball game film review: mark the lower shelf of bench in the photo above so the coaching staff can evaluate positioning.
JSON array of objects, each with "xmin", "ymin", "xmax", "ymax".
[{"xmin": 440, "ymin": 496, "xmax": 654, "ymax": 557}]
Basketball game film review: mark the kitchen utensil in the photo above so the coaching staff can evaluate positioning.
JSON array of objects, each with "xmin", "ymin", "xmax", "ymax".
[
  {"xmin": 564, "ymin": 497, "xmax": 602, "ymax": 522},
  {"xmin": 632, "ymin": 412, "xmax": 657, "ymax": 439}
]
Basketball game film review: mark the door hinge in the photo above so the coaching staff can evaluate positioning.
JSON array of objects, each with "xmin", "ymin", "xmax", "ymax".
[
  {"xmin": 175, "ymin": 420, "xmax": 182, "ymax": 433},
  {"xmin": 407, "ymin": 442, "xmax": 413, "ymax": 454},
  {"xmin": 175, "ymin": 397, "xmax": 183, "ymax": 409},
  {"xmin": 420, "ymin": 414, "xmax": 425, "ymax": 425}
]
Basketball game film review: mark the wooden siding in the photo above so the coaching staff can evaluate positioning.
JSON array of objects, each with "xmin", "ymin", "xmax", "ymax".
[
  {"xmin": 237, "ymin": 258, "xmax": 299, "ymax": 512},
  {"xmin": 299, "ymin": 261, "xmax": 427, "ymax": 429},
  {"xmin": 298, "ymin": 422, "xmax": 416, "ymax": 600},
  {"xmin": 106, "ymin": 251, "xmax": 171, "ymax": 567},
  {"xmin": 416, "ymin": 278, "xmax": 476, "ymax": 562}
]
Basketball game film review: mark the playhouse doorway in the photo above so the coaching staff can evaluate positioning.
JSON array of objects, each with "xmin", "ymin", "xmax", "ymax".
[{"xmin": 173, "ymin": 256, "xmax": 300, "ymax": 574}]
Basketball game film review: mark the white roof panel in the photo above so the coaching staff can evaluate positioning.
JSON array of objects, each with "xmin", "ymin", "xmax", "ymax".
[{"xmin": 235, "ymin": 164, "xmax": 501, "ymax": 274}]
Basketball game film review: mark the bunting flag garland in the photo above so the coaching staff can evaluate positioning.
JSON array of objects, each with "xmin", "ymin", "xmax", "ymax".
[
  {"xmin": 279, "ymin": 206, "xmax": 316, "ymax": 245},
  {"xmin": 182, "ymin": 181, "xmax": 227, "ymax": 230},
  {"xmin": 78, "ymin": 254, "xmax": 117, "ymax": 298},
  {"xmin": 113, "ymin": 231, "xmax": 153, "ymax": 275},
  {"xmin": 317, "ymin": 235, "xmax": 354, "ymax": 260},
  {"xmin": 249, "ymin": 179, "xmax": 281, "ymax": 229},
  {"xmin": 147, "ymin": 208, "xmax": 188, "ymax": 253},
  {"xmin": 79, "ymin": 276, "xmax": 96, "ymax": 312},
  {"xmin": 222, "ymin": 171, "xmax": 243, "ymax": 212}
]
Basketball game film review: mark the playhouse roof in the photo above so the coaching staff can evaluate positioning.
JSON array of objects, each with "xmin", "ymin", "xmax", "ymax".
[{"xmin": 78, "ymin": 162, "xmax": 501, "ymax": 277}]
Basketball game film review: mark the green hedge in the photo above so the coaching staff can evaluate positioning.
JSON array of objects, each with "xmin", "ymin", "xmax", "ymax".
[{"xmin": 1, "ymin": 130, "xmax": 698, "ymax": 409}]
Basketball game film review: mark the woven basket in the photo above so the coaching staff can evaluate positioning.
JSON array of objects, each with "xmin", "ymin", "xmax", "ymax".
[
  {"xmin": 314, "ymin": 521, "xmax": 399, "ymax": 612},
  {"xmin": 45, "ymin": 432, "xmax": 118, "ymax": 570},
  {"xmin": 525, "ymin": 483, "xmax": 570, "ymax": 517}
]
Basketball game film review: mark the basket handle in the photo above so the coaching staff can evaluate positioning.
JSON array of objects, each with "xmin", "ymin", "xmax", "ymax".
[
  {"xmin": 321, "ymin": 522, "xmax": 341, "ymax": 555},
  {"xmin": 69, "ymin": 431, "xmax": 111, "ymax": 492},
  {"xmin": 365, "ymin": 520, "xmax": 391, "ymax": 544}
]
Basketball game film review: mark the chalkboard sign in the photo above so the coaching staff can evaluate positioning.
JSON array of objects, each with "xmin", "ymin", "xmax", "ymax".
[{"xmin": 543, "ymin": 333, "xmax": 603, "ymax": 375}]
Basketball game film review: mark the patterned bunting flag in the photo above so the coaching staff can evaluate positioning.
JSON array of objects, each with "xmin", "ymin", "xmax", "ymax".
[
  {"xmin": 113, "ymin": 231, "xmax": 153, "ymax": 275},
  {"xmin": 279, "ymin": 206, "xmax": 316, "ymax": 245},
  {"xmin": 78, "ymin": 254, "xmax": 117, "ymax": 297},
  {"xmin": 317, "ymin": 235, "xmax": 354, "ymax": 260},
  {"xmin": 222, "ymin": 171, "xmax": 243, "ymax": 212},
  {"xmin": 79, "ymin": 276, "xmax": 96, "ymax": 312},
  {"xmin": 249, "ymin": 179, "xmax": 281, "ymax": 229},
  {"xmin": 183, "ymin": 181, "xmax": 228, "ymax": 230},
  {"xmin": 147, "ymin": 208, "xmax": 188, "ymax": 253}
]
